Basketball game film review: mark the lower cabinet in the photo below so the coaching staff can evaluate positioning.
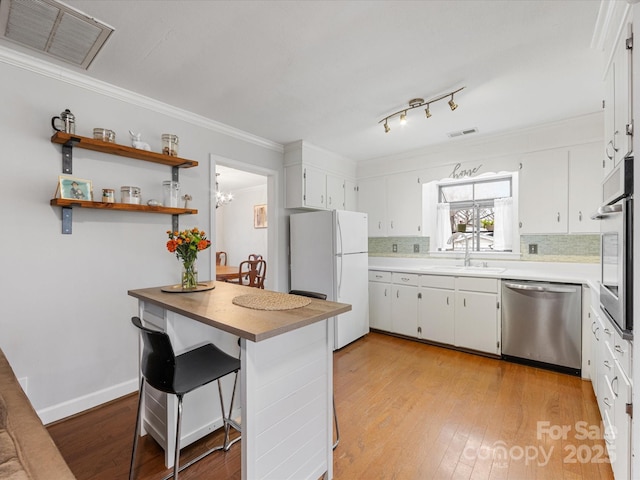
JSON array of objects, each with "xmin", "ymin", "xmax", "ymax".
[
  {"xmin": 588, "ymin": 292, "xmax": 632, "ymax": 480},
  {"xmin": 391, "ymin": 273, "xmax": 418, "ymax": 337},
  {"xmin": 369, "ymin": 270, "xmax": 500, "ymax": 356},
  {"xmin": 368, "ymin": 271, "xmax": 392, "ymax": 332}
]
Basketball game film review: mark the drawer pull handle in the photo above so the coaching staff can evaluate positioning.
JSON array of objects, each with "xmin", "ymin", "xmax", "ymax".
[
  {"xmin": 611, "ymin": 376, "xmax": 619, "ymax": 397},
  {"xmin": 615, "ymin": 345, "xmax": 624, "ymax": 354},
  {"xmin": 603, "ymin": 360, "xmax": 611, "ymax": 370},
  {"xmin": 603, "ymin": 397, "xmax": 612, "ymax": 407}
]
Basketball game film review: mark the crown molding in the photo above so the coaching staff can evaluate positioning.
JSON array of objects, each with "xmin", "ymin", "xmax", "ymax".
[{"xmin": 0, "ymin": 45, "xmax": 284, "ymax": 154}]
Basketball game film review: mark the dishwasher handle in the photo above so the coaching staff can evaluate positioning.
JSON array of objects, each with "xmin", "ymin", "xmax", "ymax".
[{"xmin": 504, "ymin": 282, "xmax": 578, "ymax": 294}]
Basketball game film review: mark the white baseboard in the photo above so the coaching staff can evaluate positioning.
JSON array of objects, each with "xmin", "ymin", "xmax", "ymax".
[{"xmin": 39, "ymin": 378, "xmax": 138, "ymax": 425}]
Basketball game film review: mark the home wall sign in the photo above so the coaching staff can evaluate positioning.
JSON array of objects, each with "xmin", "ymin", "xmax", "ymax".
[{"xmin": 449, "ymin": 162, "xmax": 483, "ymax": 179}]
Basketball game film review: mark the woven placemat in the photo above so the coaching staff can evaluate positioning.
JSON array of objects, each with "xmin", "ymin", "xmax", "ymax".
[{"xmin": 232, "ymin": 292, "xmax": 312, "ymax": 311}]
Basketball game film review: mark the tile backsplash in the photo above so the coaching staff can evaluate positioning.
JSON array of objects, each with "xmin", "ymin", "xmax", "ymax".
[{"xmin": 369, "ymin": 234, "xmax": 600, "ymax": 263}]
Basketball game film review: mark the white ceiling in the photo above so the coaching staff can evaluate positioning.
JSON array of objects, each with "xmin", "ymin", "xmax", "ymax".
[{"xmin": 3, "ymin": 0, "xmax": 606, "ymax": 162}]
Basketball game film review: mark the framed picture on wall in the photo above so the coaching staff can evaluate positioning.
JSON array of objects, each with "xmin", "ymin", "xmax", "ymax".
[
  {"xmin": 254, "ymin": 204, "xmax": 267, "ymax": 228},
  {"xmin": 58, "ymin": 175, "xmax": 93, "ymax": 201}
]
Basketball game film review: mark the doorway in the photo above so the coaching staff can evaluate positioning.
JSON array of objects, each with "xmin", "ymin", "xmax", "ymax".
[{"xmin": 210, "ymin": 155, "xmax": 276, "ymax": 289}]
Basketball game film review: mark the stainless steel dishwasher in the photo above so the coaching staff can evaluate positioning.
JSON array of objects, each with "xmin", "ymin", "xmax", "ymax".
[{"xmin": 501, "ymin": 280, "xmax": 582, "ymax": 375}]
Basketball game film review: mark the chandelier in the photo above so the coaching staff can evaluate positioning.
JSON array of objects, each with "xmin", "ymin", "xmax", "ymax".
[
  {"xmin": 379, "ymin": 86, "xmax": 465, "ymax": 133},
  {"xmin": 215, "ymin": 173, "xmax": 233, "ymax": 208}
]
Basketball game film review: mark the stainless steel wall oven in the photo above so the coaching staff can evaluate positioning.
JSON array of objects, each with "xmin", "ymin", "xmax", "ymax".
[{"xmin": 595, "ymin": 157, "xmax": 633, "ymax": 333}]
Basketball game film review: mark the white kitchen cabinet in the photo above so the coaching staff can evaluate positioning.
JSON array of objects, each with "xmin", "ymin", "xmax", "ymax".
[
  {"xmin": 359, "ymin": 177, "xmax": 388, "ymax": 236},
  {"xmin": 284, "ymin": 140, "xmax": 356, "ymax": 211},
  {"xmin": 391, "ymin": 273, "xmax": 419, "ymax": 337},
  {"xmin": 358, "ymin": 173, "xmax": 422, "ymax": 236},
  {"xmin": 344, "ymin": 179, "xmax": 358, "ymax": 212},
  {"xmin": 519, "ymin": 145, "xmax": 601, "ymax": 234},
  {"xmin": 613, "ymin": 21, "xmax": 633, "ymax": 167},
  {"xmin": 454, "ymin": 277, "xmax": 500, "ymax": 355},
  {"xmin": 568, "ymin": 144, "xmax": 604, "ymax": 233},
  {"xmin": 418, "ymin": 275, "xmax": 455, "ymax": 345},
  {"xmin": 519, "ymin": 150, "xmax": 569, "ymax": 234},
  {"xmin": 368, "ymin": 271, "xmax": 392, "ymax": 332},
  {"xmin": 612, "ymin": 359, "xmax": 631, "ymax": 480}
]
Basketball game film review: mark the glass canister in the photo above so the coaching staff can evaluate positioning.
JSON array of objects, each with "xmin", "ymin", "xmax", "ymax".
[
  {"xmin": 162, "ymin": 180, "xmax": 180, "ymax": 208},
  {"xmin": 93, "ymin": 128, "xmax": 116, "ymax": 143},
  {"xmin": 161, "ymin": 134, "xmax": 179, "ymax": 157},
  {"xmin": 121, "ymin": 186, "xmax": 141, "ymax": 204},
  {"xmin": 102, "ymin": 188, "xmax": 115, "ymax": 203}
]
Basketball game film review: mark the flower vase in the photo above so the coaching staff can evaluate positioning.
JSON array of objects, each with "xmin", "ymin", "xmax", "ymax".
[{"xmin": 181, "ymin": 260, "xmax": 198, "ymax": 289}]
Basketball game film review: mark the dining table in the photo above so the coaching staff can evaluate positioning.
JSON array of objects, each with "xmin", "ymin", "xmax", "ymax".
[
  {"xmin": 215, "ymin": 264, "xmax": 240, "ymax": 281},
  {"xmin": 128, "ymin": 281, "xmax": 351, "ymax": 480}
]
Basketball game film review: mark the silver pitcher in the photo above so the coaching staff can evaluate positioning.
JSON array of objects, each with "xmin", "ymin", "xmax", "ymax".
[{"xmin": 51, "ymin": 109, "xmax": 76, "ymax": 134}]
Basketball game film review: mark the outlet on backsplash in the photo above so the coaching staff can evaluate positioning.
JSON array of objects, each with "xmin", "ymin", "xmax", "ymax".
[
  {"xmin": 529, "ymin": 244, "xmax": 538, "ymax": 254},
  {"xmin": 392, "ymin": 244, "xmax": 398, "ymax": 252},
  {"xmin": 414, "ymin": 244, "xmax": 420, "ymax": 253}
]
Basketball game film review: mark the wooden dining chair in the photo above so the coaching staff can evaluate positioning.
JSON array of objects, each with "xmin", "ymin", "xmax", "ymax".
[
  {"xmin": 237, "ymin": 259, "xmax": 266, "ymax": 288},
  {"xmin": 216, "ymin": 251, "xmax": 227, "ymax": 266}
]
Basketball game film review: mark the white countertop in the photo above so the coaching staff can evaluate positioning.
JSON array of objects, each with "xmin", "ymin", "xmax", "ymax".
[{"xmin": 368, "ymin": 257, "xmax": 600, "ymax": 290}]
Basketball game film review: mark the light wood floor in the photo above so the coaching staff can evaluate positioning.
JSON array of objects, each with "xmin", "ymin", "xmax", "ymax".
[{"xmin": 48, "ymin": 332, "xmax": 613, "ymax": 479}]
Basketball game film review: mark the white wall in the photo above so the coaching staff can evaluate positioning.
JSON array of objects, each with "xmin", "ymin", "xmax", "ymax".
[{"xmin": 0, "ymin": 48, "xmax": 285, "ymax": 423}]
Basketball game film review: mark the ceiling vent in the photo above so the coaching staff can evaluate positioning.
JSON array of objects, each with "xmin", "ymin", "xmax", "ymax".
[
  {"xmin": 447, "ymin": 127, "xmax": 479, "ymax": 138},
  {"xmin": 0, "ymin": 0, "xmax": 113, "ymax": 69}
]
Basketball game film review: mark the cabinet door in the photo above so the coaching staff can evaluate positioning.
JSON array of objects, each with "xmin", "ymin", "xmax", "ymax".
[
  {"xmin": 304, "ymin": 166, "xmax": 326, "ymax": 209},
  {"xmin": 612, "ymin": 361, "xmax": 631, "ymax": 480},
  {"xmin": 386, "ymin": 172, "xmax": 422, "ymax": 236},
  {"xmin": 391, "ymin": 284, "xmax": 418, "ymax": 337},
  {"xmin": 418, "ymin": 287, "xmax": 454, "ymax": 344},
  {"xmin": 358, "ymin": 177, "xmax": 387, "ymax": 236},
  {"xmin": 454, "ymin": 291, "xmax": 499, "ymax": 354},
  {"xmin": 519, "ymin": 150, "xmax": 569, "ymax": 234},
  {"xmin": 588, "ymin": 306, "xmax": 602, "ymax": 397},
  {"xmin": 369, "ymin": 281, "xmax": 392, "ymax": 331},
  {"xmin": 604, "ymin": 63, "xmax": 616, "ymax": 176},
  {"xmin": 344, "ymin": 179, "xmax": 357, "ymax": 212},
  {"xmin": 613, "ymin": 25, "xmax": 632, "ymax": 165},
  {"xmin": 568, "ymin": 144, "xmax": 602, "ymax": 233},
  {"xmin": 326, "ymin": 174, "xmax": 345, "ymax": 210}
]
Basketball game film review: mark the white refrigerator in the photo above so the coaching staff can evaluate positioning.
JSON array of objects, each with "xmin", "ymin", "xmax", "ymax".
[{"xmin": 290, "ymin": 210, "xmax": 369, "ymax": 349}]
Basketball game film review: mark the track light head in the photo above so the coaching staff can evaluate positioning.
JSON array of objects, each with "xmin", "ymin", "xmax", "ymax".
[
  {"xmin": 399, "ymin": 111, "xmax": 407, "ymax": 125},
  {"xmin": 425, "ymin": 104, "xmax": 432, "ymax": 118},
  {"xmin": 384, "ymin": 120, "xmax": 390, "ymax": 133},
  {"xmin": 448, "ymin": 95, "xmax": 458, "ymax": 111}
]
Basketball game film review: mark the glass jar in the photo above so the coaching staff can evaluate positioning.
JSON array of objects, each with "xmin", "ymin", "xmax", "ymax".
[
  {"xmin": 93, "ymin": 128, "xmax": 116, "ymax": 143},
  {"xmin": 121, "ymin": 186, "xmax": 141, "ymax": 204},
  {"xmin": 161, "ymin": 134, "xmax": 179, "ymax": 157},
  {"xmin": 162, "ymin": 180, "xmax": 180, "ymax": 208},
  {"xmin": 102, "ymin": 188, "xmax": 115, "ymax": 203}
]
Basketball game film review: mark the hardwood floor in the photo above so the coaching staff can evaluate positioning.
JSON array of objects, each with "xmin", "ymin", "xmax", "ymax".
[{"xmin": 48, "ymin": 333, "xmax": 613, "ymax": 479}]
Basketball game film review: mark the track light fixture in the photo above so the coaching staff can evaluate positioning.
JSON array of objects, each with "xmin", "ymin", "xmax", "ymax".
[{"xmin": 379, "ymin": 86, "xmax": 465, "ymax": 133}]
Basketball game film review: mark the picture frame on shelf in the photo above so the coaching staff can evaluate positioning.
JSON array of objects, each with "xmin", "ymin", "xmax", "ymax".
[
  {"xmin": 58, "ymin": 175, "xmax": 92, "ymax": 201},
  {"xmin": 254, "ymin": 204, "xmax": 267, "ymax": 229}
]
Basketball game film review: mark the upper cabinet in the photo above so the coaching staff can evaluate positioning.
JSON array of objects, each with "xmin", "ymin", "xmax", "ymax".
[
  {"xmin": 358, "ymin": 172, "xmax": 422, "ymax": 237},
  {"xmin": 284, "ymin": 140, "xmax": 357, "ymax": 211},
  {"xmin": 519, "ymin": 144, "xmax": 601, "ymax": 234},
  {"xmin": 602, "ymin": 11, "xmax": 633, "ymax": 175}
]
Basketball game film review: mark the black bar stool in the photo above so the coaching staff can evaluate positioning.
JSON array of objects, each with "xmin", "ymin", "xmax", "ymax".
[
  {"xmin": 289, "ymin": 290, "xmax": 340, "ymax": 450},
  {"xmin": 129, "ymin": 316, "xmax": 241, "ymax": 480}
]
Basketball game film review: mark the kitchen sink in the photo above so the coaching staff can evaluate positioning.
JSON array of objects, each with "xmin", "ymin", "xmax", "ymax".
[{"xmin": 419, "ymin": 265, "xmax": 506, "ymax": 274}]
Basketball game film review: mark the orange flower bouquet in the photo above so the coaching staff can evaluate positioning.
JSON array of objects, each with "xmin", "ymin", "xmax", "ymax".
[{"xmin": 166, "ymin": 228, "xmax": 211, "ymax": 289}]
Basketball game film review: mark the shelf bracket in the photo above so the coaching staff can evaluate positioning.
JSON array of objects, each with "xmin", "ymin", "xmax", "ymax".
[
  {"xmin": 62, "ymin": 143, "xmax": 73, "ymax": 174},
  {"xmin": 172, "ymin": 166, "xmax": 179, "ymax": 182},
  {"xmin": 172, "ymin": 214, "xmax": 179, "ymax": 233},
  {"xmin": 62, "ymin": 207, "xmax": 72, "ymax": 234}
]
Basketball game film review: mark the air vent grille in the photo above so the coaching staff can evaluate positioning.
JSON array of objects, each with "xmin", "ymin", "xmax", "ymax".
[
  {"xmin": 0, "ymin": 0, "xmax": 113, "ymax": 69},
  {"xmin": 447, "ymin": 127, "xmax": 479, "ymax": 138}
]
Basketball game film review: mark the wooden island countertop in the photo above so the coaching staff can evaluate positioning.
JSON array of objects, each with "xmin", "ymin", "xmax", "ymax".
[{"xmin": 128, "ymin": 280, "xmax": 351, "ymax": 342}]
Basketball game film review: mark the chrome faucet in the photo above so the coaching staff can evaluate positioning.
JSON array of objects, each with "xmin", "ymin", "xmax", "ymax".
[{"xmin": 447, "ymin": 232, "xmax": 471, "ymax": 266}]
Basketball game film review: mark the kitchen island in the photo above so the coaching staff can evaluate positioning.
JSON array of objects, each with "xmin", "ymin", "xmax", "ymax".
[{"xmin": 128, "ymin": 281, "xmax": 351, "ymax": 480}]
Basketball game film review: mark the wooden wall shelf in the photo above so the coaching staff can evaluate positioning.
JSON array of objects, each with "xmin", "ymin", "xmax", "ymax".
[
  {"xmin": 50, "ymin": 198, "xmax": 198, "ymax": 215},
  {"xmin": 51, "ymin": 132, "xmax": 198, "ymax": 168}
]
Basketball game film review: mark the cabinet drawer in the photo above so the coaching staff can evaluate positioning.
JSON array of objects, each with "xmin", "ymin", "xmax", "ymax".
[
  {"xmin": 392, "ymin": 272, "xmax": 419, "ymax": 286},
  {"xmin": 613, "ymin": 329, "xmax": 631, "ymax": 377},
  {"xmin": 369, "ymin": 270, "xmax": 391, "ymax": 282},
  {"xmin": 419, "ymin": 275, "xmax": 455, "ymax": 289},
  {"xmin": 456, "ymin": 276, "xmax": 498, "ymax": 293}
]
